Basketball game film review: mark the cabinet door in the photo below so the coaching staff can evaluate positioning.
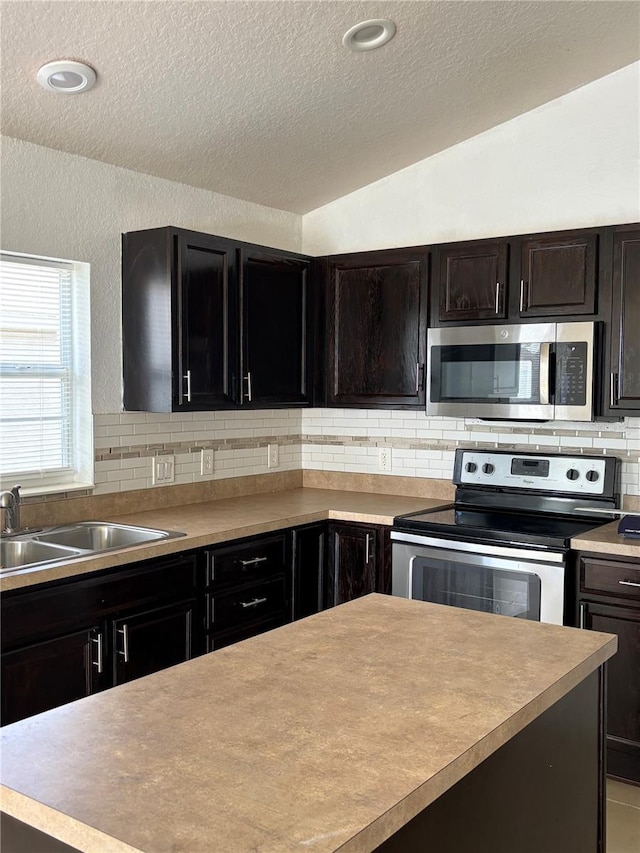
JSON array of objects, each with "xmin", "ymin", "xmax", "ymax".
[
  {"xmin": 327, "ymin": 523, "xmax": 378, "ymax": 608},
  {"xmin": 292, "ymin": 524, "xmax": 326, "ymax": 620},
  {"xmin": 176, "ymin": 232, "xmax": 237, "ymax": 409},
  {"xmin": 610, "ymin": 226, "xmax": 640, "ymax": 412},
  {"xmin": 1, "ymin": 627, "xmax": 103, "ymax": 725},
  {"xmin": 437, "ymin": 241, "xmax": 508, "ymax": 322},
  {"xmin": 241, "ymin": 250, "xmax": 311, "ymax": 406},
  {"xmin": 112, "ymin": 599, "xmax": 196, "ymax": 686},
  {"xmin": 327, "ymin": 250, "xmax": 428, "ymax": 407},
  {"xmin": 581, "ymin": 600, "xmax": 640, "ymax": 783},
  {"xmin": 519, "ymin": 233, "xmax": 597, "ymax": 317}
]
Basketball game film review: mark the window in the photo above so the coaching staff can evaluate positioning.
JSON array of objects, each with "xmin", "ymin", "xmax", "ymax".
[{"xmin": 0, "ymin": 251, "xmax": 93, "ymax": 494}]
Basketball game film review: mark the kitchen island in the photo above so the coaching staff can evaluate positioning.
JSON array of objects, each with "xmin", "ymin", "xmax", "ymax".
[{"xmin": 1, "ymin": 594, "xmax": 616, "ymax": 853}]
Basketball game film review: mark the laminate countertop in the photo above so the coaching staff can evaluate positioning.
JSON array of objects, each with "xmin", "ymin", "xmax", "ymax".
[
  {"xmin": 0, "ymin": 594, "xmax": 616, "ymax": 853},
  {"xmin": 1, "ymin": 488, "xmax": 448, "ymax": 592},
  {"xmin": 571, "ymin": 519, "xmax": 640, "ymax": 559}
]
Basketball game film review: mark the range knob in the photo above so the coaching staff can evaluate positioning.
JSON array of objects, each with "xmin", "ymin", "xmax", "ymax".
[
  {"xmin": 465, "ymin": 462, "xmax": 477, "ymax": 473},
  {"xmin": 586, "ymin": 470, "xmax": 600, "ymax": 482},
  {"xmin": 566, "ymin": 468, "xmax": 580, "ymax": 481},
  {"xmin": 482, "ymin": 463, "xmax": 495, "ymax": 475}
]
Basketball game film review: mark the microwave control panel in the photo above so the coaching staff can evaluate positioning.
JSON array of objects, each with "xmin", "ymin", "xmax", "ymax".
[{"xmin": 555, "ymin": 342, "xmax": 587, "ymax": 406}]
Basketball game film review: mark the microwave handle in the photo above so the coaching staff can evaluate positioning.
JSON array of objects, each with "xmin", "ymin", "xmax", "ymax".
[{"xmin": 539, "ymin": 342, "xmax": 551, "ymax": 405}]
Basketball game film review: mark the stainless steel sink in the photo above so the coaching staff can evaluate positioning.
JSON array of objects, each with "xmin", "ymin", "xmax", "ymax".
[
  {"xmin": 1, "ymin": 522, "xmax": 185, "ymax": 573},
  {"xmin": 34, "ymin": 522, "xmax": 177, "ymax": 551},
  {"xmin": 0, "ymin": 539, "xmax": 84, "ymax": 571}
]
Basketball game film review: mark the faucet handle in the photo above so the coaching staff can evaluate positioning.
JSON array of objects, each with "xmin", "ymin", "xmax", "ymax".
[{"xmin": 10, "ymin": 484, "xmax": 21, "ymax": 503}]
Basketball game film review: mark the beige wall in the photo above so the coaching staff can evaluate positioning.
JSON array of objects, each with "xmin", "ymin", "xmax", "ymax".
[
  {"xmin": 0, "ymin": 136, "xmax": 302, "ymax": 415},
  {"xmin": 302, "ymin": 62, "xmax": 640, "ymax": 255}
]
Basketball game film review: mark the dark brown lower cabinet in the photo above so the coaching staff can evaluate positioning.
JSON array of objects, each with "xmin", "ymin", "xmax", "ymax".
[
  {"xmin": 327, "ymin": 522, "xmax": 385, "ymax": 608},
  {"xmin": 112, "ymin": 599, "xmax": 197, "ymax": 685},
  {"xmin": 1, "ymin": 627, "xmax": 103, "ymax": 726},
  {"xmin": 292, "ymin": 523, "xmax": 326, "ymax": 620},
  {"xmin": 577, "ymin": 551, "xmax": 640, "ymax": 784},
  {"xmin": 1, "ymin": 552, "xmax": 202, "ymax": 726}
]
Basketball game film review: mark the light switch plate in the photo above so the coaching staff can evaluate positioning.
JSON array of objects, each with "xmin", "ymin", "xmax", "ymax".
[{"xmin": 152, "ymin": 455, "xmax": 175, "ymax": 485}]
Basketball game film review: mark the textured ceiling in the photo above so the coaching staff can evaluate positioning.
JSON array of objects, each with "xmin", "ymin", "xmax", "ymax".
[{"xmin": 1, "ymin": 1, "xmax": 639, "ymax": 213}]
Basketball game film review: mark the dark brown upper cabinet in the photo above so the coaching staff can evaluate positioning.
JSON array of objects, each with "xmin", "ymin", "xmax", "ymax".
[
  {"xmin": 122, "ymin": 227, "xmax": 313, "ymax": 412},
  {"xmin": 608, "ymin": 224, "xmax": 640, "ymax": 413},
  {"xmin": 326, "ymin": 248, "xmax": 429, "ymax": 408},
  {"xmin": 240, "ymin": 249, "xmax": 312, "ymax": 407},
  {"xmin": 518, "ymin": 232, "xmax": 597, "ymax": 317},
  {"xmin": 435, "ymin": 240, "xmax": 508, "ymax": 323}
]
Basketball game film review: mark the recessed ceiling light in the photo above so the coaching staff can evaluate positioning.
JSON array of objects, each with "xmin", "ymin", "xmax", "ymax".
[
  {"xmin": 37, "ymin": 60, "xmax": 97, "ymax": 94},
  {"xmin": 342, "ymin": 19, "xmax": 396, "ymax": 52}
]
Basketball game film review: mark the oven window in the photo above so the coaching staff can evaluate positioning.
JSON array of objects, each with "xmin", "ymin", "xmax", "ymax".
[
  {"xmin": 411, "ymin": 558, "xmax": 542, "ymax": 620},
  {"xmin": 433, "ymin": 343, "xmax": 540, "ymax": 404}
]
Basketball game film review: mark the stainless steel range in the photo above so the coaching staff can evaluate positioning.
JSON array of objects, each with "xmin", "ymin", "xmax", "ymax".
[{"xmin": 391, "ymin": 449, "xmax": 619, "ymax": 626}]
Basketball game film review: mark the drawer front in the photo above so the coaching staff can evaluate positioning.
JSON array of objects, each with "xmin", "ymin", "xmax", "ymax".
[
  {"xmin": 206, "ymin": 534, "xmax": 286, "ymax": 585},
  {"xmin": 208, "ymin": 615, "xmax": 286, "ymax": 653},
  {"xmin": 581, "ymin": 556, "xmax": 640, "ymax": 601},
  {"xmin": 208, "ymin": 575, "xmax": 287, "ymax": 630}
]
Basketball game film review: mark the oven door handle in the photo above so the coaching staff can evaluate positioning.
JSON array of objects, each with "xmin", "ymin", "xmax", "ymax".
[{"xmin": 390, "ymin": 531, "xmax": 565, "ymax": 564}]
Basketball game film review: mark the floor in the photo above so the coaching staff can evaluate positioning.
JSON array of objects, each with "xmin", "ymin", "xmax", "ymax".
[{"xmin": 607, "ymin": 779, "xmax": 640, "ymax": 852}]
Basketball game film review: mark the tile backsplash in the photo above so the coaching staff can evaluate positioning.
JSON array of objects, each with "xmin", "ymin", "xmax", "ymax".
[{"xmin": 38, "ymin": 409, "xmax": 640, "ymax": 505}]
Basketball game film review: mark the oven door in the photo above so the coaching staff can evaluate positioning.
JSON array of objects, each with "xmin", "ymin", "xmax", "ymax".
[
  {"xmin": 391, "ymin": 535, "xmax": 566, "ymax": 625},
  {"xmin": 427, "ymin": 323, "xmax": 555, "ymax": 420}
]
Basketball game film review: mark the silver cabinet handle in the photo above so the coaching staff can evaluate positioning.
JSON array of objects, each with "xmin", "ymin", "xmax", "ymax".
[
  {"xmin": 495, "ymin": 282, "xmax": 501, "ymax": 315},
  {"xmin": 240, "ymin": 596, "xmax": 267, "ymax": 609},
  {"xmin": 240, "ymin": 556, "xmax": 268, "ymax": 567},
  {"xmin": 244, "ymin": 372, "xmax": 252, "ymax": 402},
  {"xmin": 92, "ymin": 632, "xmax": 103, "ymax": 673},
  {"xmin": 619, "ymin": 579, "xmax": 640, "ymax": 588},
  {"xmin": 118, "ymin": 624, "xmax": 129, "ymax": 663},
  {"xmin": 579, "ymin": 603, "xmax": 586, "ymax": 629},
  {"xmin": 415, "ymin": 363, "xmax": 425, "ymax": 393},
  {"xmin": 184, "ymin": 369, "xmax": 192, "ymax": 403},
  {"xmin": 610, "ymin": 372, "xmax": 618, "ymax": 408},
  {"xmin": 519, "ymin": 279, "xmax": 525, "ymax": 312},
  {"xmin": 365, "ymin": 533, "xmax": 371, "ymax": 564}
]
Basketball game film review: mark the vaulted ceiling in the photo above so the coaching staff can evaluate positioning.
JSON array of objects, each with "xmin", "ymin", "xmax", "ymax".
[{"xmin": 1, "ymin": 1, "xmax": 638, "ymax": 213}]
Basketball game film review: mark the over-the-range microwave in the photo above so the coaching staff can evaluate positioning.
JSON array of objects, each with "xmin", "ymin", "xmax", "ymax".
[{"xmin": 427, "ymin": 321, "xmax": 596, "ymax": 421}]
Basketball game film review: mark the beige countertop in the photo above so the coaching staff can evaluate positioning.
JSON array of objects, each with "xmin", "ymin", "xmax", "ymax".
[
  {"xmin": 0, "ymin": 593, "xmax": 616, "ymax": 853},
  {"xmin": 571, "ymin": 519, "xmax": 640, "ymax": 559},
  {"xmin": 1, "ymin": 489, "xmax": 448, "ymax": 592}
]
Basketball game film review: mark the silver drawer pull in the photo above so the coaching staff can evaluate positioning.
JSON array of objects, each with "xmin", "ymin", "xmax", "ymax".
[
  {"xmin": 240, "ymin": 556, "xmax": 268, "ymax": 567},
  {"xmin": 240, "ymin": 596, "xmax": 267, "ymax": 609},
  {"xmin": 118, "ymin": 624, "xmax": 129, "ymax": 662},
  {"xmin": 92, "ymin": 633, "xmax": 103, "ymax": 673},
  {"xmin": 619, "ymin": 579, "xmax": 640, "ymax": 588}
]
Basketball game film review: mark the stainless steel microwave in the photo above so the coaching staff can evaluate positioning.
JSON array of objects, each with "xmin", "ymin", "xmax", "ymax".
[{"xmin": 427, "ymin": 321, "xmax": 596, "ymax": 421}]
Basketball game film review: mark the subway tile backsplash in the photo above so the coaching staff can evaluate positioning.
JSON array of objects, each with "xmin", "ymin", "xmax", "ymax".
[{"xmin": 39, "ymin": 410, "xmax": 640, "ymax": 504}]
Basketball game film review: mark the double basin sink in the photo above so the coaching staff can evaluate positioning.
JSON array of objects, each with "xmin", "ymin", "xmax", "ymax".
[{"xmin": 1, "ymin": 522, "xmax": 185, "ymax": 574}]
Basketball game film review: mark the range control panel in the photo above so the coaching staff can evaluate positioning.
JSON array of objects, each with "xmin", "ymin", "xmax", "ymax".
[{"xmin": 455, "ymin": 450, "xmax": 610, "ymax": 495}]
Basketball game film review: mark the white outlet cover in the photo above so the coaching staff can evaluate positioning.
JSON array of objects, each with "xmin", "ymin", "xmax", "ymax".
[
  {"xmin": 200, "ymin": 448, "xmax": 214, "ymax": 476},
  {"xmin": 268, "ymin": 444, "xmax": 279, "ymax": 468}
]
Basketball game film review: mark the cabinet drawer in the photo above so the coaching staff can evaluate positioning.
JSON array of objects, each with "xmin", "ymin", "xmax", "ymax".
[
  {"xmin": 206, "ymin": 534, "xmax": 286, "ymax": 585},
  {"xmin": 581, "ymin": 556, "xmax": 640, "ymax": 601},
  {"xmin": 208, "ymin": 615, "xmax": 286, "ymax": 652},
  {"xmin": 208, "ymin": 575, "xmax": 287, "ymax": 630}
]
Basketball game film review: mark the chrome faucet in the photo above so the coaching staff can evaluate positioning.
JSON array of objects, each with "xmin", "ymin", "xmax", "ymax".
[{"xmin": 0, "ymin": 485, "xmax": 22, "ymax": 534}]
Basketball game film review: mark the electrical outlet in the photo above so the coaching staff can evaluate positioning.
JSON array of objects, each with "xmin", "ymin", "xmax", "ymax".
[
  {"xmin": 200, "ymin": 448, "xmax": 214, "ymax": 476},
  {"xmin": 378, "ymin": 447, "xmax": 392, "ymax": 472},
  {"xmin": 268, "ymin": 443, "xmax": 279, "ymax": 469},
  {"xmin": 152, "ymin": 455, "xmax": 175, "ymax": 485}
]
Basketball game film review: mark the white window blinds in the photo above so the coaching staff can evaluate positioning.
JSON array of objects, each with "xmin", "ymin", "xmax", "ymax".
[{"xmin": 0, "ymin": 252, "xmax": 93, "ymax": 494}]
